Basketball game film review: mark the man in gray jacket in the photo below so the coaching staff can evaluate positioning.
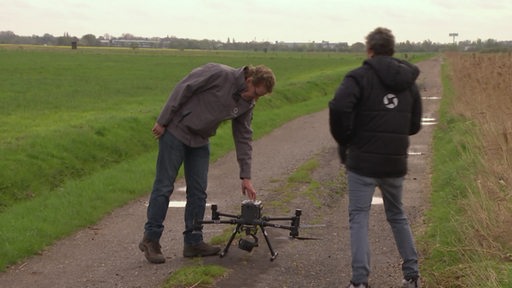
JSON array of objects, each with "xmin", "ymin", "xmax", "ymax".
[{"xmin": 139, "ymin": 63, "xmax": 276, "ymax": 263}]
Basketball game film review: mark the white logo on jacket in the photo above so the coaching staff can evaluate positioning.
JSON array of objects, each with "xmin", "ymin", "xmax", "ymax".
[{"xmin": 383, "ymin": 94, "xmax": 398, "ymax": 109}]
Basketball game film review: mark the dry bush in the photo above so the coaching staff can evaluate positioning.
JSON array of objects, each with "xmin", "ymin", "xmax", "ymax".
[{"xmin": 447, "ymin": 52, "xmax": 512, "ymax": 263}]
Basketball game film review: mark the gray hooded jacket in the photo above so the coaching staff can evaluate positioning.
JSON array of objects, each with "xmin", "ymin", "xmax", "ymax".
[{"xmin": 157, "ymin": 63, "xmax": 254, "ymax": 179}]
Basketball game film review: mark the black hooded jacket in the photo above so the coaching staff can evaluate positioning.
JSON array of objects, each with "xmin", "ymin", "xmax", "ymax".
[{"xmin": 329, "ymin": 56, "xmax": 422, "ymax": 178}]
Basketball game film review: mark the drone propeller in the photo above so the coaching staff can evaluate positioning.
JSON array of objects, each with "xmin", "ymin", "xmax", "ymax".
[
  {"xmin": 292, "ymin": 223, "xmax": 325, "ymax": 240},
  {"xmin": 291, "ymin": 236, "xmax": 322, "ymax": 240},
  {"xmin": 273, "ymin": 235, "xmax": 322, "ymax": 241}
]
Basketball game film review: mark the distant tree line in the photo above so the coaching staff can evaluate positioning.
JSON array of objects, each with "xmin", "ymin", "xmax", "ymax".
[{"xmin": 1, "ymin": 31, "xmax": 511, "ymax": 52}]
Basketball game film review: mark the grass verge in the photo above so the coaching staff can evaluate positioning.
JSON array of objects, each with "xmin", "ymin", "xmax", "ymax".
[
  {"xmin": 420, "ymin": 55, "xmax": 512, "ymax": 287},
  {"xmin": 162, "ymin": 259, "xmax": 227, "ymax": 288}
]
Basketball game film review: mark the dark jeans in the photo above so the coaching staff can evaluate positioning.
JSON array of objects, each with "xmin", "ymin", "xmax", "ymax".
[{"xmin": 144, "ymin": 130, "xmax": 209, "ymax": 245}]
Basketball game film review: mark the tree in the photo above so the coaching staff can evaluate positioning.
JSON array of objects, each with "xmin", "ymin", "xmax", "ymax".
[
  {"xmin": 350, "ymin": 42, "xmax": 365, "ymax": 52},
  {"xmin": 56, "ymin": 34, "xmax": 78, "ymax": 46},
  {"xmin": 121, "ymin": 33, "xmax": 135, "ymax": 40},
  {"xmin": 0, "ymin": 31, "xmax": 16, "ymax": 44},
  {"xmin": 41, "ymin": 33, "xmax": 56, "ymax": 45},
  {"xmin": 80, "ymin": 34, "xmax": 99, "ymax": 46}
]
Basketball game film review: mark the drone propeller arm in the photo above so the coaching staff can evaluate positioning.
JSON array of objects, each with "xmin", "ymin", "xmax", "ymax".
[
  {"xmin": 215, "ymin": 212, "xmax": 240, "ymax": 219},
  {"xmin": 210, "ymin": 204, "xmax": 240, "ymax": 220},
  {"xmin": 197, "ymin": 219, "xmax": 240, "ymax": 225},
  {"xmin": 261, "ymin": 216, "xmax": 294, "ymax": 221},
  {"xmin": 258, "ymin": 221, "xmax": 300, "ymax": 237},
  {"xmin": 258, "ymin": 222, "xmax": 294, "ymax": 230}
]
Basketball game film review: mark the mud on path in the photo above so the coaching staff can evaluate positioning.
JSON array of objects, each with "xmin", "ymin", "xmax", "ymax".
[{"xmin": 0, "ymin": 57, "xmax": 442, "ymax": 288}]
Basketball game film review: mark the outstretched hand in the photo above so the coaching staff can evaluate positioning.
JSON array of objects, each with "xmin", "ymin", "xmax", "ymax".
[{"xmin": 241, "ymin": 178, "xmax": 257, "ymax": 200}]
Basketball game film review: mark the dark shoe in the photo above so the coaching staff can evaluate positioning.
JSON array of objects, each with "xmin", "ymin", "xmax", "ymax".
[
  {"xmin": 402, "ymin": 276, "xmax": 420, "ymax": 288},
  {"xmin": 346, "ymin": 282, "xmax": 369, "ymax": 288},
  {"xmin": 183, "ymin": 241, "xmax": 221, "ymax": 258},
  {"xmin": 139, "ymin": 236, "xmax": 165, "ymax": 264}
]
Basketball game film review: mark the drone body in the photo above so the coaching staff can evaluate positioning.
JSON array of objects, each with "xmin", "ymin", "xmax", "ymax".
[{"xmin": 195, "ymin": 200, "xmax": 302, "ymax": 261}]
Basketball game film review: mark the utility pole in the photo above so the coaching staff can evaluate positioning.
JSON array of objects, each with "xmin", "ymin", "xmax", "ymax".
[{"xmin": 449, "ymin": 33, "xmax": 458, "ymax": 44}]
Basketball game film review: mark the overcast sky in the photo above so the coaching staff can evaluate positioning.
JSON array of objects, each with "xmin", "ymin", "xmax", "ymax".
[{"xmin": 1, "ymin": 0, "xmax": 511, "ymax": 44}]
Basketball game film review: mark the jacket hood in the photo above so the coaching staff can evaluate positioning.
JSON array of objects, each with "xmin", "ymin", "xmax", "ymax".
[{"xmin": 364, "ymin": 56, "xmax": 419, "ymax": 92}]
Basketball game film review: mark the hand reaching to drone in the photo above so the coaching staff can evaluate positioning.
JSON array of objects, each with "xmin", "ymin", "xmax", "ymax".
[{"xmin": 241, "ymin": 178, "xmax": 257, "ymax": 200}]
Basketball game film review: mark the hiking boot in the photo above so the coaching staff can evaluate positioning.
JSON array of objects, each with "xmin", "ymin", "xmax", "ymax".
[
  {"xmin": 402, "ymin": 276, "xmax": 420, "ymax": 288},
  {"xmin": 138, "ymin": 236, "xmax": 165, "ymax": 264},
  {"xmin": 346, "ymin": 282, "xmax": 369, "ymax": 288},
  {"xmin": 183, "ymin": 241, "xmax": 221, "ymax": 258}
]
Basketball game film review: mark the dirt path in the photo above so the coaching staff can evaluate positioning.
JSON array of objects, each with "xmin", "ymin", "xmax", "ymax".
[{"xmin": 0, "ymin": 57, "xmax": 442, "ymax": 288}]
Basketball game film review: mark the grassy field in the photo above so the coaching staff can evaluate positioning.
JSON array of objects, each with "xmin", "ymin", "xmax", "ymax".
[
  {"xmin": 421, "ymin": 52, "xmax": 512, "ymax": 287},
  {"xmin": 0, "ymin": 46, "xmax": 381, "ymax": 271},
  {"xmin": 0, "ymin": 46, "xmax": 434, "ymax": 273},
  {"xmin": 11, "ymin": 44, "xmax": 512, "ymax": 288},
  {"xmin": 0, "ymin": 47, "xmax": 351, "ymax": 207}
]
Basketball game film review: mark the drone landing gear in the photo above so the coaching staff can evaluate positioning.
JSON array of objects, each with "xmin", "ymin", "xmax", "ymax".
[
  {"xmin": 221, "ymin": 221, "xmax": 279, "ymax": 261},
  {"xmin": 196, "ymin": 200, "xmax": 301, "ymax": 261}
]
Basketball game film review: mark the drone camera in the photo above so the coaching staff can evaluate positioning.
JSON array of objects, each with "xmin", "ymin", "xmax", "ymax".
[{"xmin": 238, "ymin": 234, "xmax": 259, "ymax": 252}]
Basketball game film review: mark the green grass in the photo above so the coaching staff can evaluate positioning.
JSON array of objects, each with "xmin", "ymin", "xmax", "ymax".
[
  {"xmin": 162, "ymin": 259, "xmax": 227, "ymax": 288},
  {"xmin": 420, "ymin": 57, "xmax": 511, "ymax": 287},
  {"xmin": 0, "ymin": 46, "xmax": 365, "ymax": 271},
  {"xmin": 0, "ymin": 47, "xmax": 358, "ymax": 207},
  {"xmin": 286, "ymin": 158, "xmax": 323, "ymax": 208},
  {"xmin": 0, "ymin": 46, "xmax": 432, "ymax": 272}
]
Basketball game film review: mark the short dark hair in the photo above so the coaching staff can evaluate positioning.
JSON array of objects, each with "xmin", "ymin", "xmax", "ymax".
[{"xmin": 365, "ymin": 27, "xmax": 395, "ymax": 56}]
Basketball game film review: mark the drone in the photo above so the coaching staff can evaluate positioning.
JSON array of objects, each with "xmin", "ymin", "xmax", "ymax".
[{"xmin": 195, "ymin": 200, "xmax": 304, "ymax": 261}]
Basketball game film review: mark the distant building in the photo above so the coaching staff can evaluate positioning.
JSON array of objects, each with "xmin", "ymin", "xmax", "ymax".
[{"xmin": 100, "ymin": 39, "xmax": 159, "ymax": 48}]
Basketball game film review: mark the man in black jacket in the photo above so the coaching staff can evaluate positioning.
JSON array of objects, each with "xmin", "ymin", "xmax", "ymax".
[{"xmin": 329, "ymin": 27, "xmax": 422, "ymax": 288}]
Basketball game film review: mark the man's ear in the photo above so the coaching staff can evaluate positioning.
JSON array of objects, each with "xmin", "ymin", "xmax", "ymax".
[{"xmin": 367, "ymin": 48, "xmax": 374, "ymax": 58}]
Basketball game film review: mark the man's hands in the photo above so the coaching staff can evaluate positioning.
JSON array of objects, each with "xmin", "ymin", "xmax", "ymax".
[
  {"xmin": 152, "ymin": 123, "xmax": 165, "ymax": 139},
  {"xmin": 241, "ymin": 178, "xmax": 257, "ymax": 200},
  {"xmin": 153, "ymin": 121, "xmax": 256, "ymax": 200}
]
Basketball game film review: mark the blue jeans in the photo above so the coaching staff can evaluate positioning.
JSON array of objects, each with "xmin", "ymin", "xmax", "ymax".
[
  {"xmin": 144, "ymin": 131, "xmax": 209, "ymax": 245},
  {"xmin": 347, "ymin": 170, "xmax": 419, "ymax": 284}
]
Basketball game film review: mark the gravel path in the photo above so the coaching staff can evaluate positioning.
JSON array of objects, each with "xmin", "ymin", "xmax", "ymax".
[{"xmin": 0, "ymin": 57, "xmax": 442, "ymax": 288}]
